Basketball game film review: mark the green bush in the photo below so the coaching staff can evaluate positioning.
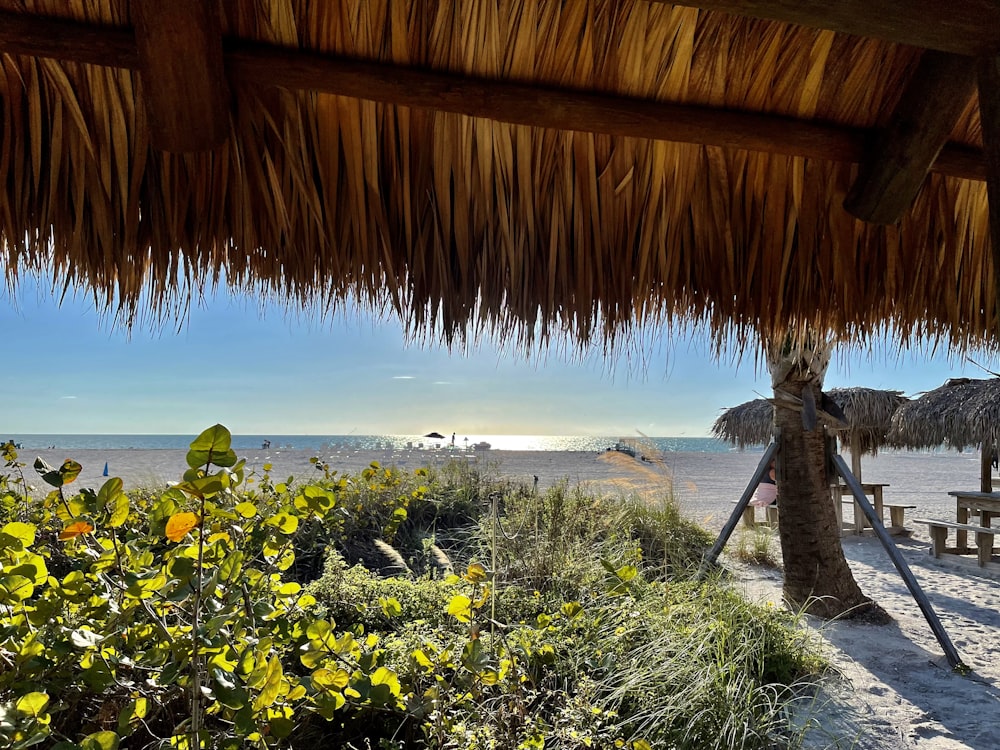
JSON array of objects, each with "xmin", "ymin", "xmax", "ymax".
[{"xmin": 0, "ymin": 426, "xmax": 827, "ymax": 750}]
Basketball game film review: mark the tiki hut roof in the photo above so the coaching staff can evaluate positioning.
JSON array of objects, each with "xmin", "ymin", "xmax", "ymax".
[
  {"xmin": 888, "ymin": 378, "xmax": 1000, "ymax": 451},
  {"xmin": 712, "ymin": 387, "xmax": 908, "ymax": 453},
  {"xmin": 1, "ymin": 2, "xmax": 999, "ymax": 349},
  {"xmin": 711, "ymin": 398, "xmax": 774, "ymax": 449}
]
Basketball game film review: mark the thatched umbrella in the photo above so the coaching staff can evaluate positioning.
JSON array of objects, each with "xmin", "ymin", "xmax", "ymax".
[
  {"xmin": 712, "ymin": 399, "xmax": 776, "ymax": 450},
  {"xmin": 0, "ymin": 2, "xmax": 995, "ymax": 353},
  {"xmin": 713, "ymin": 387, "xmax": 908, "ymax": 480},
  {"xmin": 889, "ymin": 378, "xmax": 1000, "ymax": 491}
]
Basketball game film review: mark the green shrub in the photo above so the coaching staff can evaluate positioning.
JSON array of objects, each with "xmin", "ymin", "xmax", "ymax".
[{"xmin": 0, "ymin": 426, "xmax": 827, "ymax": 750}]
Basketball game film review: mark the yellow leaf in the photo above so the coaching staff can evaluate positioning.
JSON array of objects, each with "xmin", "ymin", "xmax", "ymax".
[
  {"xmin": 464, "ymin": 563, "xmax": 487, "ymax": 583},
  {"xmin": 59, "ymin": 520, "xmax": 94, "ymax": 540},
  {"xmin": 165, "ymin": 512, "xmax": 199, "ymax": 542},
  {"xmin": 447, "ymin": 594, "xmax": 472, "ymax": 623},
  {"xmin": 370, "ymin": 666, "xmax": 401, "ymax": 696}
]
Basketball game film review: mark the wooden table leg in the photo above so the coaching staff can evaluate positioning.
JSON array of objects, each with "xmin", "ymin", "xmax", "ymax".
[
  {"xmin": 975, "ymin": 531, "xmax": 995, "ymax": 567},
  {"xmin": 873, "ymin": 486, "xmax": 885, "ymax": 527},
  {"xmin": 957, "ymin": 501, "xmax": 969, "ymax": 552},
  {"xmin": 982, "ymin": 511, "xmax": 994, "ymax": 559}
]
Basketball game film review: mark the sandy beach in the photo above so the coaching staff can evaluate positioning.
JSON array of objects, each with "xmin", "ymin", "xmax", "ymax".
[{"xmin": 15, "ymin": 444, "xmax": 1000, "ymax": 749}]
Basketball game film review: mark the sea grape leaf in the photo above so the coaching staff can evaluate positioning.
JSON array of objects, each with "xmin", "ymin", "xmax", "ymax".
[
  {"xmin": 80, "ymin": 730, "xmax": 119, "ymax": 750},
  {"xmin": 311, "ymin": 667, "xmax": 349, "ymax": 692},
  {"xmin": 107, "ymin": 494, "xmax": 130, "ymax": 528},
  {"xmin": 187, "ymin": 424, "xmax": 238, "ymax": 469},
  {"xmin": 218, "ymin": 550, "xmax": 244, "ymax": 582},
  {"xmin": 59, "ymin": 520, "xmax": 94, "ymax": 540},
  {"xmin": 265, "ymin": 512, "xmax": 298, "ymax": 534},
  {"xmin": 59, "ymin": 459, "xmax": 83, "ymax": 485},
  {"xmin": 1, "ymin": 521, "xmax": 36, "ymax": 549},
  {"xmin": 15, "ymin": 691, "xmax": 49, "ymax": 717},
  {"xmin": 447, "ymin": 594, "xmax": 472, "ymax": 623},
  {"xmin": 174, "ymin": 475, "xmax": 225, "ymax": 500},
  {"xmin": 251, "ymin": 656, "xmax": 283, "ymax": 711},
  {"xmin": 380, "ymin": 597, "xmax": 402, "ymax": 618},
  {"xmin": 34, "ymin": 457, "xmax": 66, "ymax": 487},
  {"xmin": 234, "ymin": 501, "xmax": 257, "ymax": 518},
  {"xmin": 165, "ymin": 513, "xmax": 199, "ymax": 542},
  {"xmin": 463, "ymin": 563, "xmax": 487, "ymax": 583},
  {"xmin": 97, "ymin": 477, "xmax": 123, "ymax": 505}
]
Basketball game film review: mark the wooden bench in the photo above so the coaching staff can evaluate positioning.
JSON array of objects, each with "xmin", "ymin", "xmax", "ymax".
[
  {"xmin": 838, "ymin": 499, "xmax": 915, "ymax": 534},
  {"xmin": 736, "ymin": 502, "xmax": 778, "ymax": 528},
  {"xmin": 886, "ymin": 503, "xmax": 917, "ymax": 529},
  {"xmin": 912, "ymin": 518, "xmax": 996, "ymax": 567}
]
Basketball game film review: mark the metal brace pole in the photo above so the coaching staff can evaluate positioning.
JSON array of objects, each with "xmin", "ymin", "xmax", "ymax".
[
  {"xmin": 833, "ymin": 454, "xmax": 965, "ymax": 670},
  {"xmin": 702, "ymin": 441, "xmax": 779, "ymax": 572}
]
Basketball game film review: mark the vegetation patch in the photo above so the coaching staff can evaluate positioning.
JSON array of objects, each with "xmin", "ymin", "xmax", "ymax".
[{"xmin": 1, "ymin": 427, "xmax": 826, "ymax": 749}]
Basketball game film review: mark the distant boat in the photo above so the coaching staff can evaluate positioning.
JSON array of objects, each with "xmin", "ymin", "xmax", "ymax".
[{"xmin": 609, "ymin": 440, "xmax": 637, "ymax": 458}]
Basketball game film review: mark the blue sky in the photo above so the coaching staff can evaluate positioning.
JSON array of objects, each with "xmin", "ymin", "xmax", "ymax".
[{"xmin": 2, "ymin": 277, "xmax": 996, "ymax": 436}]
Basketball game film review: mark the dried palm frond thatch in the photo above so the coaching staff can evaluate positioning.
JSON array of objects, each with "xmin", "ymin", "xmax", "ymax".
[
  {"xmin": 713, "ymin": 387, "xmax": 907, "ymax": 454},
  {"xmin": 888, "ymin": 378, "xmax": 1000, "ymax": 451},
  {"xmin": 0, "ymin": 1, "xmax": 995, "ymax": 351},
  {"xmin": 827, "ymin": 387, "xmax": 910, "ymax": 457},
  {"xmin": 889, "ymin": 377, "xmax": 1000, "ymax": 490},
  {"xmin": 711, "ymin": 399, "xmax": 775, "ymax": 449}
]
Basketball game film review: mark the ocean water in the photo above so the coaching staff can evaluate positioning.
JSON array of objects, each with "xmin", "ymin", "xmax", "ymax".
[{"xmin": 4, "ymin": 433, "xmax": 730, "ymax": 454}]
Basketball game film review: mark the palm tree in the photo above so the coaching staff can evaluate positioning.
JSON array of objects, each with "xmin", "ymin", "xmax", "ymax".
[{"xmin": 765, "ymin": 336, "xmax": 886, "ymax": 620}]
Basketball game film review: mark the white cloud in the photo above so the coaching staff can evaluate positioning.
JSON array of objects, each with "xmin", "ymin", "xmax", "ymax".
[
  {"xmin": 392, "ymin": 375, "xmax": 415, "ymax": 380},
  {"xmin": 60, "ymin": 395, "xmax": 78, "ymax": 400}
]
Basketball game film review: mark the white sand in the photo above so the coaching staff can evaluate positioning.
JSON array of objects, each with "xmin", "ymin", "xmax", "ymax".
[{"xmin": 19, "ymin": 445, "xmax": 1000, "ymax": 749}]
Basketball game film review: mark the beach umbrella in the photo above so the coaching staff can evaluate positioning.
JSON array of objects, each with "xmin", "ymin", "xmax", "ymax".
[
  {"xmin": 889, "ymin": 378, "xmax": 1000, "ymax": 491},
  {"xmin": 712, "ymin": 387, "xmax": 908, "ymax": 480},
  {"xmin": 423, "ymin": 432, "xmax": 446, "ymax": 440},
  {"xmin": 0, "ymin": 4, "xmax": 995, "ymax": 355}
]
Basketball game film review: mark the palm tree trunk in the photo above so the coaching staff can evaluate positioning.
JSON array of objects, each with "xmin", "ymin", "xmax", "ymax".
[{"xmin": 768, "ymin": 338, "xmax": 885, "ymax": 620}]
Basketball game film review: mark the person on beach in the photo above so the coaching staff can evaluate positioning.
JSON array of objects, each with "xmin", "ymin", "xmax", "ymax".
[{"xmin": 750, "ymin": 459, "xmax": 778, "ymax": 507}]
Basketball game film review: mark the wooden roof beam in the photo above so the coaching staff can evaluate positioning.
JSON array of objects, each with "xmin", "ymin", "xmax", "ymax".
[
  {"xmin": 978, "ymin": 56, "xmax": 1000, "ymax": 330},
  {"xmin": 844, "ymin": 51, "xmax": 978, "ymax": 224},
  {"xmin": 0, "ymin": 11, "xmax": 987, "ymax": 182},
  {"xmin": 224, "ymin": 41, "xmax": 986, "ymax": 182},
  {"xmin": 132, "ymin": 0, "xmax": 230, "ymax": 152},
  {"xmin": 667, "ymin": 1, "xmax": 1000, "ymax": 56}
]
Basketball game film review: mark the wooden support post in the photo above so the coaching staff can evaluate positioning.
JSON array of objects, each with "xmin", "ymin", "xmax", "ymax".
[
  {"xmin": 981, "ymin": 441, "xmax": 994, "ymax": 493},
  {"xmin": 834, "ymin": 455, "xmax": 965, "ymax": 670},
  {"xmin": 702, "ymin": 441, "xmax": 780, "ymax": 570},
  {"xmin": 133, "ymin": 0, "xmax": 231, "ymax": 152},
  {"xmin": 978, "ymin": 56, "xmax": 1000, "ymax": 333}
]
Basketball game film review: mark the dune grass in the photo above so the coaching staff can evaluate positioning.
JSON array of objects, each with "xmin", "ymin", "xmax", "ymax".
[{"xmin": 0, "ymin": 432, "xmax": 827, "ymax": 749}]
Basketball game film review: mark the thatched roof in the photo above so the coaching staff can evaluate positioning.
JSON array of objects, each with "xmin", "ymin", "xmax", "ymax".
[
  {"xmin": 889, "ymin": 378, "xmax": 1000, "ymax": 451},
  {"xmin": 1, "ymin": 2, "xmax": 999, "ymax": 349},
  {"xmin": 711, "ymin": 398, "xmax": 774, "ymax": 449},
  {"xmin": 713, "ymin": 387, "xmax": 908, "ymax": 453}
]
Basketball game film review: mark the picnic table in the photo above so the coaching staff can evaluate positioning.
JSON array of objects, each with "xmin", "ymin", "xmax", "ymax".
[
  {"xmin": 832, "ymin": 482, "xmax": 890, "ymax": 533},
  {"xmin": 948, "ymin": 490, "xmax": 1000, "ymax": 549}
]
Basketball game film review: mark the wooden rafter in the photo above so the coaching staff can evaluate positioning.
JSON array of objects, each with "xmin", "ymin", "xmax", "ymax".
[
  {"xmin": 666, "ymin": 0, "xmax": 1000, "ymax": 56},
  {"xmin": 132, "ymin": 0, "xmax": 230, "ymax": 152},
  {"xmin": 978, "ymin": 56, "xmax": 1000, "ymax": 330},
  {"xmin": 0, "ymin": 10, "xmax": 986, "ymax": 180},
  {"xmin": 844, "ymin": 51, "xmax": 978, "ymax": 224}
]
